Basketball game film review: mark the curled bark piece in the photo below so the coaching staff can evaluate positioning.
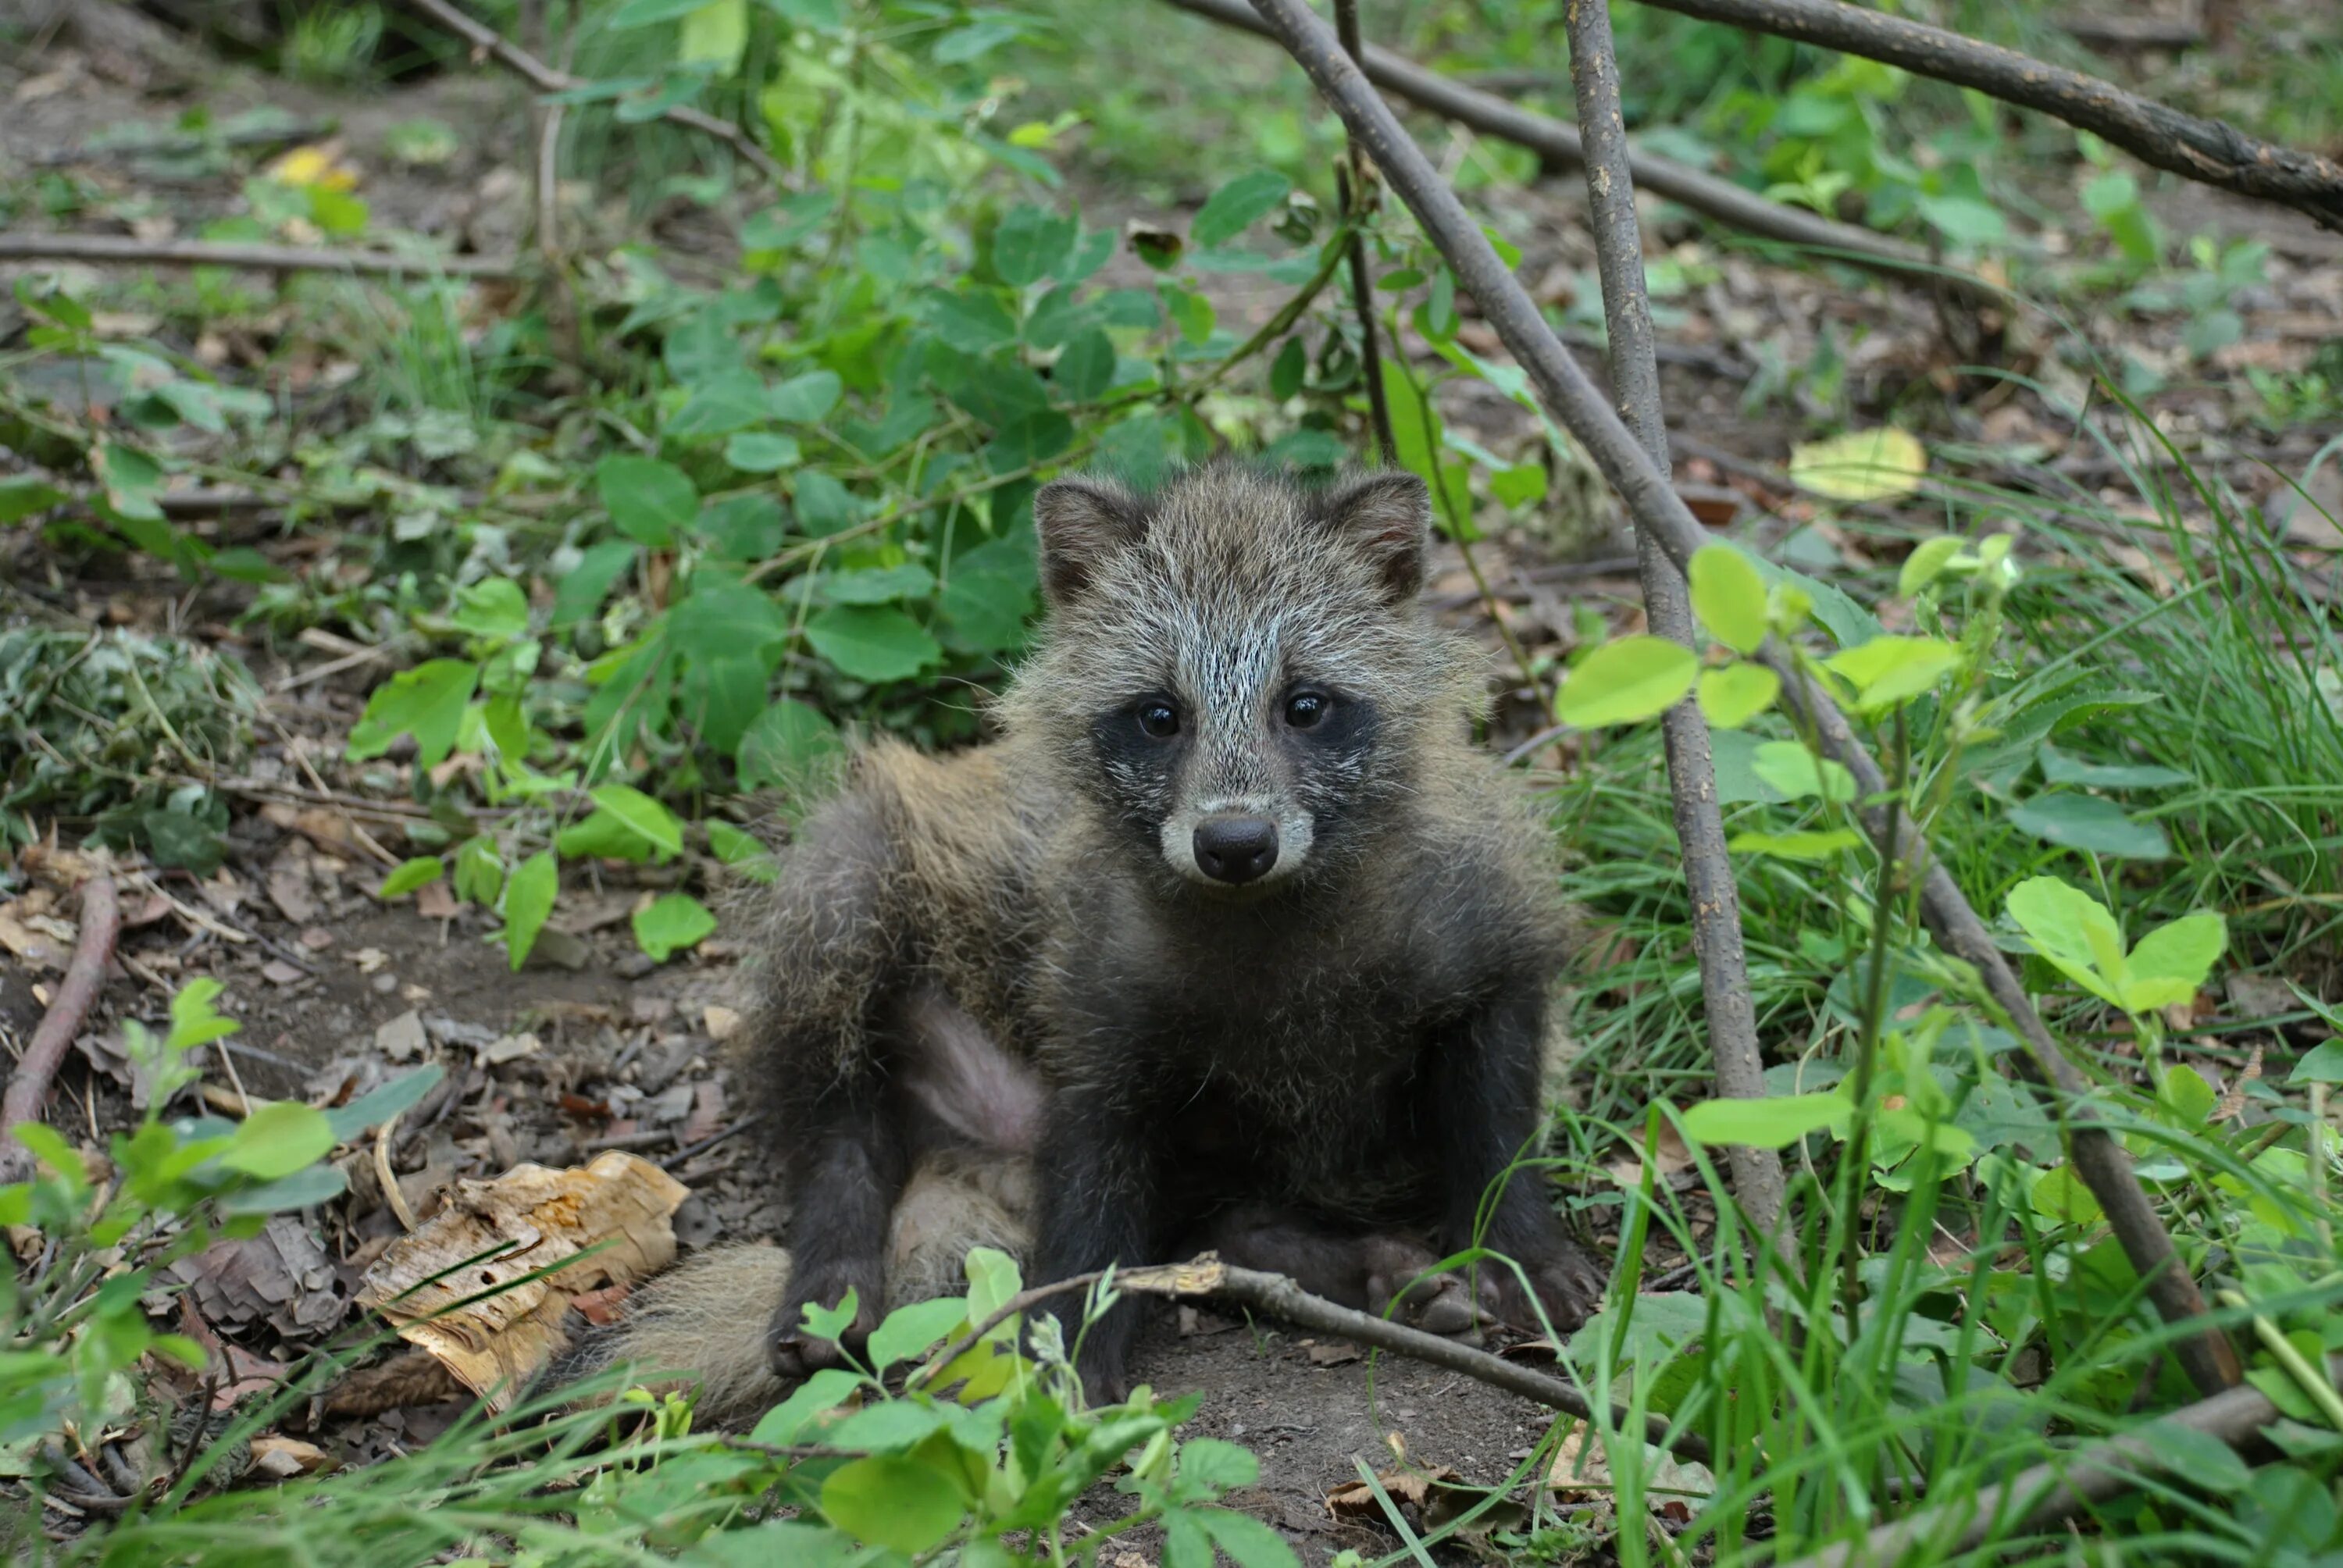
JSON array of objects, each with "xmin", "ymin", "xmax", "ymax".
[{"xmin": 0, "ymin": 875, "xmax": 120, "ymax": 1188}]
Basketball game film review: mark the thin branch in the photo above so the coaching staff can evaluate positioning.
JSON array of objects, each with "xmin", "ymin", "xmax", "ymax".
[
  {"xmin": 1563, "ymin": 0, "xmax": 1786, "ymax": 1245},
  {"xmin": 1629, "ymin": 0, "xmax": 2343, "ymax": 231},
  {"xmin": 1785, "ymin": 1358, "xmax": 2343, "ymax": 1568},
  {"xmin": 394, "ymin": 0, "xmax": 790, "ymax": 189},
  {"xmin": 1240, "ymin": 0, "xmax": 2242, "ymax": 1400},
  {"xmin": 0, "ymin": 876, "xmax": 119, "ymax": 1188},
  {"xmin": 1332, "ymin": 0, "xmax": 1396, "ymax": 466},
  {"xmin": 1160, "ymin": 0, "xmax": 1989, "ymax": 299},
  {"xmin": 0, "ymin": 235, "xmax": 519, "ymax": 280}
]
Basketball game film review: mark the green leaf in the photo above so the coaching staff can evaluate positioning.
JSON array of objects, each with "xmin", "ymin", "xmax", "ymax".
[
  {"xmin": 597, "ymin": 455, "xmax": 697, "ymax": 547},
  {"xmin": 377, "ymin": 857, "xmax": 444, "ymax": 900},
  {"xmin": 806, "ymin": 605, "xmax": 941, "ymax": 682},
  {"xmin": 223, "ymin": 1101, "xmax": 336, "ymax": 1181},
  {"xmin": 1788, "ymin": 427, "xmax": 1926, "ymax": 502},
  {"xmin": 821, "ymin": 1456, "xmax": 968, "ymax": 1553},
  {"xmin": 696, "ymin": 493, "xmax": 789, "ymax": 560},
  {"xmin": 551, "ymin": 540, "xmax": 637, "ymax": 630},
  {"xmin": 993, "ymin": 205, "xmax": 1076, "ymax": 287},
  {"xmin": 678, "ymin": 0, "xmax": 747, "ymax": 70},
  {"xmin": 453, "ymin": 835, "xmax": 504, "ymax": 905},
  {"xmin": 668, "ymin": 369, "xmax": 770, "ymax": 439},
  {"xmin": 1268, "ymin": 336, "xmax": 1306, "ymax": 401},
  {"xmin": 1198, "ymin": 1508, "xmax": 1300, "ymax": 1568},
  {"xmin": 2036, "ymin": 743, "xmax": 2190, "ymax": 789},
  {"xmin": 821, "ymin": 564, "xmax": 936, "ymax": 605},
  {"xmin": 167, "ymin": 978, "xmax": 239, "ymax": 1052},
  {"xmin": 96, "ymin": 441, "xmax": 165, "ymax": 521},
  {"xmin": 707, "ymin": 820, "xmax": 776, "ymax": 881},
  {"xmin": 1824, "ymin": 635, "xmax": 1960, "ymax": 711},
  {"xmin": 738, "ymin": 699, "xmax": 845, "ymax": 795},
  {"xmin": 867, "ymin": 1295, "xmax": 971, "ymax": 1372},
  {"xmin": 2030, "ymin": 1163, "xmax": 2103, "ymax": 1224},
  {"xmin": 768, "ymin": 369, "xmax": 843, "ymax": 424},
  {"xmin": 1916, "ymin": 193, "xmax": 2007, "ymax": 248},
  {"xmin": 323, "ymin": 1065, "xmax": 446, "ymax": 1144},
  {"xmin": 0, "ymin": 476, "xmax": 66, "ymax": 523},
  {"xmin": 1192, "ymin": 169, "xmax": 1293, "ymax": 248},
  {"xmin": 2157, "ymin": 1064, "xmax": 2216, "ymax": 1126},
  {"xmin": 1726, "ymin": 829, "xmax": 1864, "ymax": 861},
  {"xmin": 723, "ymin": 431, "xmax": 801, "ymax": 473},
  {"xmin": 1688, "ymin": 545, "xmax": 1768, "ymax": 654},
  {"xmin": 2006, "ymin": 794, "xmax": 2170, "ymax": 861},
  {"xmin": 2005, "ymin": 877, "xmax": 2125, "ymax": 1006},
  {"xmin": 221, "ymin": 1164, "xmax": 349, "ymax": 1215},
  {"xmin": 610, "ymin": 0, "xmax": 705, "ymax": 24},
  {"xmin": 1178, "ymin": 1438, "xmax": 1260, "ymax": 1493},
  {"xmin": 1555, "ymin": 636, "xmax": 1697, "ymax": 728},
  {"xmin": 2124, "ymin": 913, "xmax": 2226, "ymax": 1004},
  {"xmin": 2289, "ymin": 1039, "xmax": 2343, "ymax": 1084},
  {"xmin": 346, "ymin": 659, "xmax": 479, "ymax": 768},
  {"xmin": 1054, "ymin": 328, "xmax": 1115, "ymax": 402},
  {"xmin": 633, "ymin": 893, "xmax": 716, "ymax": 963},
  {"xmin": 1695, "ymin": 663, "xmax": 1779, "ymax": 729},
  {"xmin": 922, "ymin": 290, "xmax": 1020, "ymax": 354},
  {"xmin": 1160, "ymin": 285, "xmax": 1214, "ymax": 346},
  {"xmin": 1751, "ymin": 741, "xmax": 1856, "ymax": 803},
  {"xmin": 791, "ymin": 470, "xmax": 861, "ymax": 536},
  {"xmin": 1898, "ymin": 535, "xmax": 1963, "ymax": 597},
  {"xmin": 941, "ymin": 538, "xmax": 1039, "ymax": 654},
  {"xmin": 501, "ymin": 850, "xmax": 558, "ymax": 971},
  {"xmin": 451, "ymin": 578, "xmax": 530, "ymax": 641},
  {"xmin": 590, "ymin": 785, "xmax": 684, "ymax": 859},
  {"xmin": 1679, "ymin": 1092, "xmax": 1849, "ymax": 1148}
]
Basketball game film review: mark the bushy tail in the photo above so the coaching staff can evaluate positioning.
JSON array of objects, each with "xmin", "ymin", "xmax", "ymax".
[{"xmin": 560, "ymin": 1149, "xmax": 1034, "ymax": 1428}]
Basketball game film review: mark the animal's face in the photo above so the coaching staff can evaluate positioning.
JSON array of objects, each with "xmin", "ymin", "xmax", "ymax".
[{"xmin": 1020, "ymin": 465, "xmax": 1446, "ymax": 896}]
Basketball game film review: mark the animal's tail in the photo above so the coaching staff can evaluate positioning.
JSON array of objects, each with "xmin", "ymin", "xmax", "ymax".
[{"xmin": 557, "ymin": 1149, "xmax": 1034, "ymax": 1427}]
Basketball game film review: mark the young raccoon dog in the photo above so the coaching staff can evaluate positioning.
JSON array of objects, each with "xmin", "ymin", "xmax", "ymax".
[{"xmin": 583, "ymin": 464, "xmax": 1603, "ymax": 1423}]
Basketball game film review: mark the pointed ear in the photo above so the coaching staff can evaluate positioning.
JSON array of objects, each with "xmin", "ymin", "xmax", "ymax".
[
  {"xmin": 1318, "ymin": 471, "xmax": 1430, "ymax": 604},
  {"xmin": 1033, "ymin": 476, "xmax": 1144, "ymax": 607}
]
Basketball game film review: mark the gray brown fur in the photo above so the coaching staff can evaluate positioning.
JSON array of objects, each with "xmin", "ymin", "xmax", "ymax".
[{"xmin": 580, "ymin": 462, "xmax": 1603, "ymax": 1416}]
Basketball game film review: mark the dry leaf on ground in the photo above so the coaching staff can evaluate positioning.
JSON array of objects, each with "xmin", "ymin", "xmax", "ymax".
[
  {"xmin": 355, "ymin": 1152, "xmax": 689, "ymax": 1409},
  {"xmin": 1549, "ymin": 1421, "xmax": 1717, "ymax": 1506}
]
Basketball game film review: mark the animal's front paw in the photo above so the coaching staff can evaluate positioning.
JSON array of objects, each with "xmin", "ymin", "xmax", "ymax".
[
  {"xmin": 767, "ymin": 1257, "xmax": 884, "ymax": 1380},
  {"xmin": 1361, "ymin": 1235, "xmax": 1478, "ymax": 1335},
  {"xmin": 1478, "ymin": 1242, "xmax": 1605, "ymax": 1338}
]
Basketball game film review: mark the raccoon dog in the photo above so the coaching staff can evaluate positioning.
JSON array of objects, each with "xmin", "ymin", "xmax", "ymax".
[{"xmin": 586, "ymin": 464, "xmax": 1603, "ymax": 1422}]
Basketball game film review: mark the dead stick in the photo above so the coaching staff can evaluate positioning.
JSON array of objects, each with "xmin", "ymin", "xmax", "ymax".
[
  {"xmin": 1240, "ymin": 0, "xmax": 2241, "ymax": 1399},
  {"xmin": 1332, "ymin": 0, "xmax": 1395, "ymax": 467},
  {"xmin": 1563, "ymin": 0, "xmax": 1787, "ymax": 1246},
  {"xmin": 1785, "ymin": 1356, "xmax": 2342, "ymax": 1567},
  {"xmin": 394, "ymin": 0, "xmax": 789, "ymax": 189},
  {"xmin": 1628, "ymin": 0, "xmax": 2343, "ymax": 231},
  {"xmin": 0, "ymin": 876, "xmax": 120, "ymax": 1186},
  {"xmin": 0, "ymin": 235, "xmax": 519, "ymax": 279},
  {"xmin": 916, "ymin": 1258, "xmax": 1711, "ymax": 1466},
  {"xmin": 1159, "ymin": 0, "xmax": 1987, "ymax": 300}
]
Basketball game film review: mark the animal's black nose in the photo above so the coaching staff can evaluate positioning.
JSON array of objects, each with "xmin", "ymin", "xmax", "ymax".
[{"xmin": 1193, "ymin": 816, "xmax": 1279, "ymax": 885}]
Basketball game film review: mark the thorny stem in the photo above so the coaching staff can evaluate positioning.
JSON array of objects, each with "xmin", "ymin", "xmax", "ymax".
[
  {"xmin": 1563, "ymin": 0, "xmax": 1786, "ymax": 1247},
  {"xmin": 1239, "ymin": 0, "xmax": 2241, "ymax": 1398}
]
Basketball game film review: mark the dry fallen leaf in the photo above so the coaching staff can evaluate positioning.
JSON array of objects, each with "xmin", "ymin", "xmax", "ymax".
[
  {"xmin": 355, "ymin": 1153, "xmax": 690, "ymax": 1409},
  {"xmin": 249, "ymin": 1435, "xmax": 334, "ymax": 1479},
  {"xmin": 703, "ymin": 1005, "xmax": 744, "ymax": 1042},
  {"xmin": 1328, "ymin": 1465, "xmax": 1521, "ymax": 1533},
  {"xmin": 1550, "ymin": 1421, "xmax": 1717, "ymax": 1506},
  {"xmin": 1788, "ymin": 427, "xmax": 1928, "ymax": 503}
]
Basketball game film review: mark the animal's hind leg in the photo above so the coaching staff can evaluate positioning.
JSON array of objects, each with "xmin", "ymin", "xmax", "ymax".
[{"xmin": 1193, "ymin": 1206, "xmax": 1477, "ymax": 1334}]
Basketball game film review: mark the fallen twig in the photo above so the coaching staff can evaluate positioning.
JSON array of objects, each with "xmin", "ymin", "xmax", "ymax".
[
  {"xmin": 917, "ymin": 1257, "xmax": 1713, "ymax": 1466},
  {"xmin": 1332, "ymin": 0, "xmax": 1395, "ymax": 466},
  {"xmin": 1630, "ymin": 0, "xmax": 2343, "ymax": 230},
  {"xmin": 394, "ymin": 0, "xmax": 788, "ymax": 189},
  {"xmin": 0, "ymin": 233, "xmax": 519, "ymax": 279},
  {"xmin": 0, "ymin": 876, "xmax": 120, "ymax": 1186},
  {"xmin": 1564, "ymin": 0, "xmax": 1787, "ymax": 1245},
  {"xmin": 1242, "ymin": 0, "xmax": 2242, "ymax": 1400},
  {"xmin": 1161, "ymin": 0, "xmax": 1986, "ymax": 298}
]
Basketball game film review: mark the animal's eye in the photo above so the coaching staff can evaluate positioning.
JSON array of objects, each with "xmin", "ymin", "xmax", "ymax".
[
  {"xmin": 1137, "ymin": 700, "xmax": 1181, "ymax": 739},
  {"xmin": 1284, "ymin": 691, "xmax": 1328, "ymax": 729}
]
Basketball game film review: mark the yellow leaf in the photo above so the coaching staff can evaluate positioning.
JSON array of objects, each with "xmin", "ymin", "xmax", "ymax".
[
  {"xmin": 1788, "ymin": 427, "xmax": 1926, "ymax": 503},
  {"xmin": 266, "ymin": 143, "xmax": 361, "ymax": 193}
]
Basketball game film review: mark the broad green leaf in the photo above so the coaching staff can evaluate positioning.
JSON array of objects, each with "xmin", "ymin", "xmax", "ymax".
[
  {"xmin": 677, "ymin": 0, "xmax": 747, "ymax": 71},
  {"xmin": 2006, "ymin": 794, "xmax": 2170, "ymax": 861},
  {"xmin": 451, "ymin": 578, "xmax": 530, "ymax": 641},
  {"xmin": 749, "ymin": 1367, "xmax": 864, "ymax": 1445},
  {"xmin": 597, "ymin": 455, "xmax": 697, "ymax": 547},
  {"xmin": 221, "ymin": 1164, "xmax": 348, "ymax": 1215},
  {"xmin": 1191, "ymin": 169, "xmax": 1292, "ymax": 249},
  {"xmin": 223, "ymin": 1101, "xmax": 336, "ymax": 1181},
  {"xmin": 1197, "ymin": 1508, "xmax": 1301, "ymax": 1568},
  {"xmin": 806, "ymin": 605, "xmax": 941, "ymax": 682},
  {"xmin": 633, "ymin": 893, "xmax": 716, "ymax": 962},
  {"xmin": 1555, "ymin": 636, "xmax": 1697, "ymax": 728},
  {"xmin": 590, "ymin": 785, "xmax": 684, "ymax": 858},
  {"xmin": 1054, "ymin": 328, "xmax": 1115, "ymax": 402},
  {"xmin": 453, "ymin": 835, "xmax": 504, "ymax": 905},
  {"xmin": 96, "ymin": 441, "xmax": 165, "ymax": 520},
  {"xmin": 791, "ymin": 470, "xmax": 861, "ymax": 536},
  {"xmin": 609, "ymin": 0, "xmax": 704, "ymax": 24},
  {"xmin": 993, "ymin": 205, "xmax": 1076, "ymax": 287},
  {"xmin": 558, "ymin": 808, "xmax": 664, "ymax": 864},
  {"xmin": 501, "ymin": 850, "xmax": 558, "ymax": 971},
  {"xmin": 706, "ymin": 819, "xmax": 776, "ymax": 881},
  {"xmin": 167, "ymin": 978, "xmax": 239, "ymax": 1052},
  {"xmin": 1160, "ymin": 285, "xmax": 1214, "ymax": 346},
  {"xmin": 2037, "ymin": 743, "xmax": 2190, "ymax": 789},
  {"xmin": 724, "ymin": 430, "xmax": 801, "ymax": 473},
  {"xmin": 2030, "ymin": 1163, "xmax": 2103, "ymax": 1224},
  {"xmin": 822, "ymin": 564, "xmax": 936, "ymax": 605},
  {"xmin": 1695, "ymin": 663, "xmax": 1780, "ymax": 729},
  {"xmin": 668, "ymin": 369, "xmax": 770, "ymax": 439},
  {"xmin": 1825, "ymin": 635, "xmax": 1959, "ymax": 711},
  {"xmin": 1727, "ymin": 829, "xmax": 1864, "ymax": 861},
  {"xmin": 1916, "ymin": 193, "xmax": 2007, "ymax": 248},
  {"xmin": 1688, "ymin": 544, "xmax": 1768, "ymax": 654},
  {"xmin": 2157, "ymin": 1064, "xmax": 2217, "ymax": 1127},
  {"xmin": 1788, "ymin": 426, "xmax": 1927, "ymax": 502},
  {"xmin": 821, "ymin": 1455, "xmax": 968, "ymax": 1552},
  {"xmin": 1179, "ymin": 1438, "xmax": 1260, "ymax": 1492},
  {"xmin": 346, "ymin": 658, "xmax": 479, "ymax": 768},
  {"xmin": 1750, "ymin": 741, "xmax": 1855, "ymax": 803},
  {"xmin": 2005, "ymin": 876, "xmax": 2124, "ymax": 1006},
  {"xmin": 696, "ymin": 493, "xmax": 789, "ymax": 560},
  {"xmin": 1268, "ymin": 335, "xmax": 1306, "ymax": 401},
  {"xmin": 1898, "ymin": 535, "xmax": 1963, "ymax": 597},
  {"xmin": 768, "ymin": 369, "xmax": 843, "ymax": 424},
  {"xmin": 2122, "ymin": 913, "xmax": 2226, "ymax": 1010},
  {"xmin": 323, "ymin": 1065, "xmax": 446, "ymax": 1143},
  {"xmin": 0, "ymin": 477, "xmax": 66, "ymax": 522},
  {"xmin": 1679, "ymin": 1092, "xmax": 1849, "ymax": 1148},
  {"xmin": 738, "ymin": 699, "xmax": 845, "ymax": 795},
  {"xmin": 922, "ymin": 290, "xmax": 1019, "ymax": 354},
  {"xmin": 551, "ymin": 539, "xmax": 637, "ymax": 629},
  {"xmin": 1491, "ymin": 461, "xmax": 1546, "ymax": 508},
  {"xmin": 377, "ymin": 857, "xmax": 444, "ymax": 899},
  {"xmin": 867, "ymin": 1295, "xmax": 971, "ymax": 1372},
  {"xmin": 2288, "ymin": 1039, "xmax": 2343, "ymax": 1084}
]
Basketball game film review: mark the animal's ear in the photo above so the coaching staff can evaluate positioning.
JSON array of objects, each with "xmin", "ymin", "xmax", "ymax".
[
  {"xmin": 1033, "ymin": 477, "xmax": 1144, "ymax": 607},
  {"xmin": 1319, "ymin": 471, "xmax": 1430, "ymax": 604}
]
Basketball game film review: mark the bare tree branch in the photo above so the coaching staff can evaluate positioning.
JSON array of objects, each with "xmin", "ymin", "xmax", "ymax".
[
  {"xmin": 1630, "ymin": 0, "xmax": 2343, "ymax": 230},
  {"xmin": 1159, "ymin": 0, "xmax": 1989, "ymax": 299},
  {"xmin": 0, "ymin": 877, "xmax": 119, "ymax": 1188},
  {"xmin": 1563, "ymin": 0, "xmax": 1787, "ymax": 1245},
  {"xmin": 1332, "ymin": 0, "xmax": 1396, "ymax": 467},
  {"xmin": 1240, "ymin": 0, "xmax": 2243, "ymax": 1400},
  {"xmin": 394, "ymin": 0, "xmax": 790, "ymax": 190},
  {"xmin": 0, "ymin": 234, "xmax": 519, "ymax": 279}
]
